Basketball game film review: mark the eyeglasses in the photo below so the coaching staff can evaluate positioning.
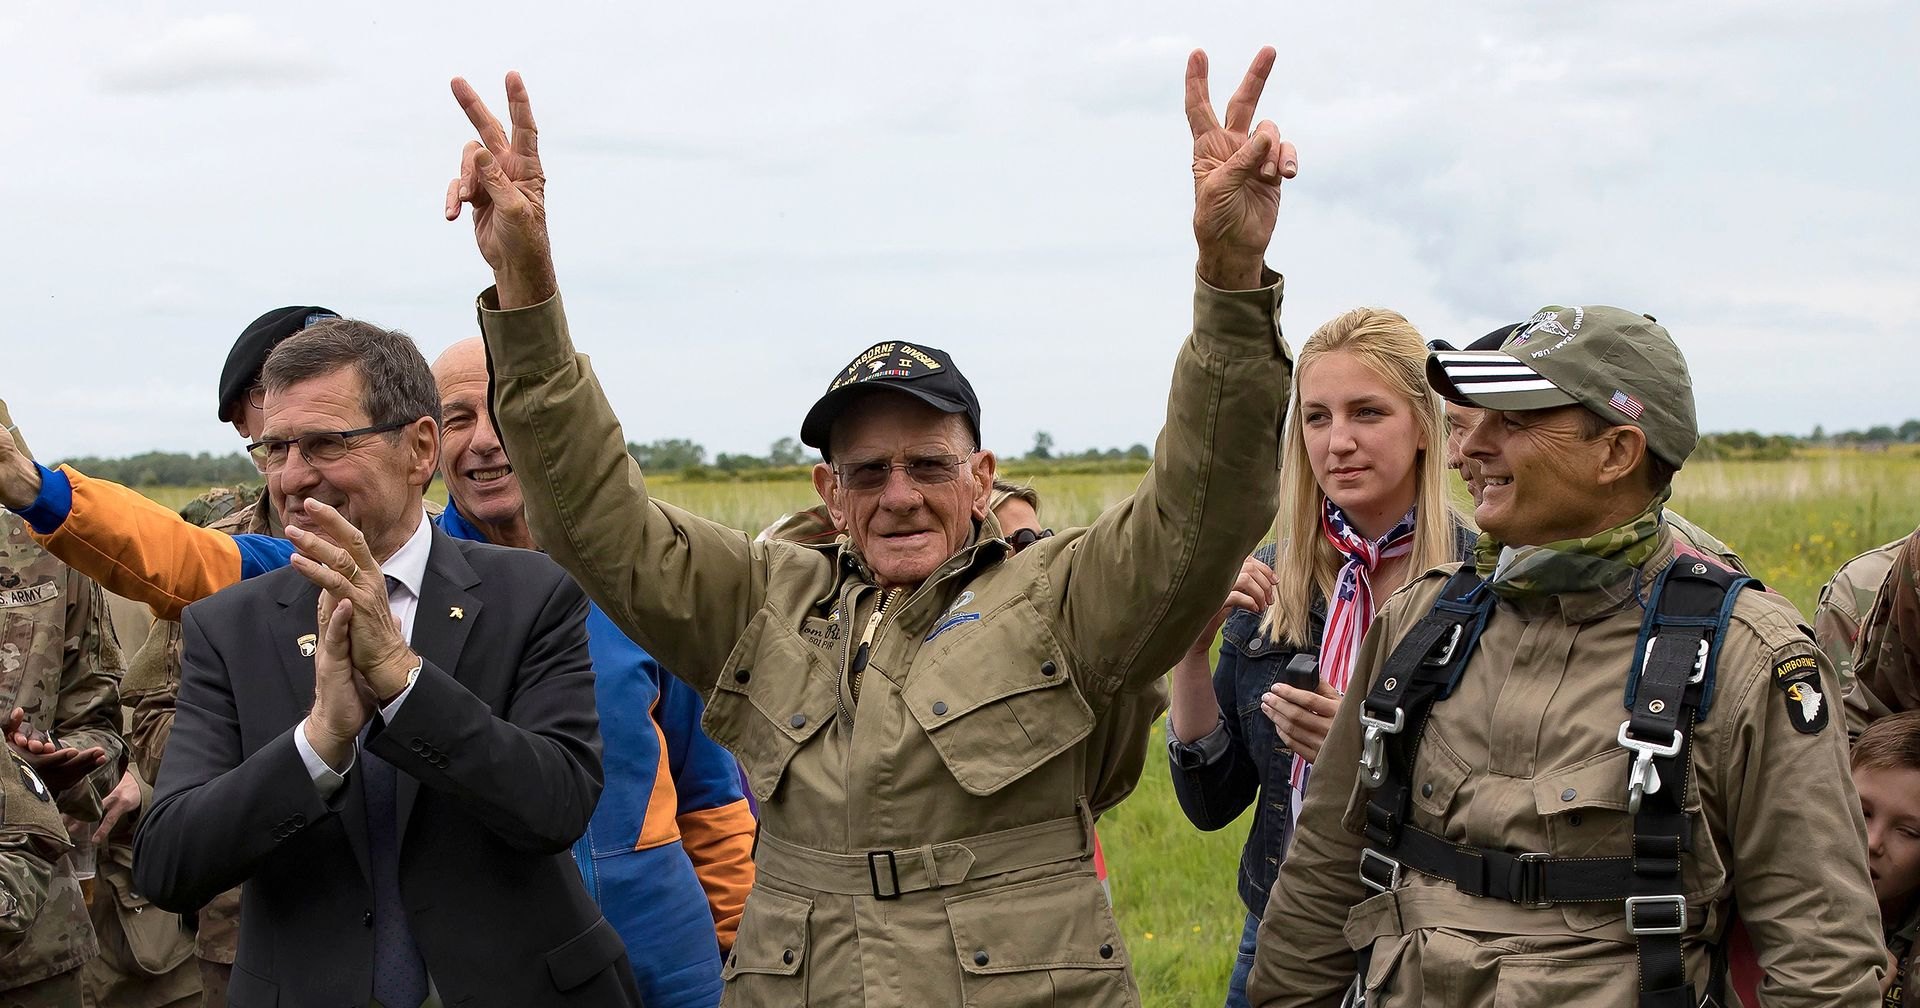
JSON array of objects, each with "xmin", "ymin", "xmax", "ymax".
[
  {"xmin": 833, "ymin": 453, "xmax": 971, "ymax": 492},
  {"xmin": 246, "ymin": 419, "xmax": 416, "ymax": 472},
  {"xmin": 1007, "ymin": 527, "xmax": 1054, "ymax": 553},
  {"xmin": 245, "ymin": 386, "xmax": 268, "ymax": 411}
]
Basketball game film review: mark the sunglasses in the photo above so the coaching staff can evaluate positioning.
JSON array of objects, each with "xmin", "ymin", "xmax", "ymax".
[
  {"xmin": 833, "ymin": 453, "xmax": 972, "ymax": 492},
  {"xmin": 1008, "ymin": 527, "xmax": 1055, "ymax": 553},
  {"xmin": 246, "ymin": 418, "xmax": 416, "ymax": 473}
]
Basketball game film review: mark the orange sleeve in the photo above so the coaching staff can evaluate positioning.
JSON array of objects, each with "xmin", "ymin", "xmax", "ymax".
[
  {"xmin": 31, "ymin": 467, "xmax": 243, "ymax": 622},
  {"xmin": 676, "ymin": 798, "xmax": 757, "ymax": 953}
]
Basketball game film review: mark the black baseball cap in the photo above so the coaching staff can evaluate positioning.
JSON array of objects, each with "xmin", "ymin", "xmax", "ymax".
[
  {"xmin": 800, "ymin": 341, "xmax": 981, "ymax": 461},
  {"xmin": 217, "ymin": 306, "xmax": 340, "ymax": 422}
]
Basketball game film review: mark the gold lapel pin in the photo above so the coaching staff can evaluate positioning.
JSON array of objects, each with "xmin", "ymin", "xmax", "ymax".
[
  {"xmin": 298, "ymin": 634, "xmax": 317, "ymax": 657},
  {"xmin": 449, "ymin": 606, "xmax": 464, "ymax": 621}
]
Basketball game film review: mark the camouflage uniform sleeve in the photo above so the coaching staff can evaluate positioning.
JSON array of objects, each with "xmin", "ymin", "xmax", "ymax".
[
  {"xmin": 51, "ymin": 563, "xmax": 125, "ymax": 819},
  {"xmin": 1855, "ymin": 530, "xmax": 1920, "ymax": 723},
  {"xmin": 0, "ymin": 752, "xmax": 70, "ymax": 948}
]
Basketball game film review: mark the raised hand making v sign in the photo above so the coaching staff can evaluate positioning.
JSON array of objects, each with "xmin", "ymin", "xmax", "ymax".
[
  {"xmin": 1187, "ymin": 46, "xmax": 1299, "ymax": 291},
  {"xmin": 445, "ymin": 72, "xmax": 554, "ymax": 311}
]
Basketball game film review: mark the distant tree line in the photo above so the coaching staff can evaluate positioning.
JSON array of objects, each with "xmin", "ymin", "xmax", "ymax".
[
  {"xmin": 1697, "ymin": 419, "xmax": 1920, "ymax": 460},
  {"xmin": 623, "ymin": 431, "xmax": 1154, "ymax": 480},
  {"xmin": 54, "ymin": 450, "xmax": 260, "ymax": 488},
  {"xmin": 49, "ymin": 419, "xmax": 1920, "ymax": 486}
]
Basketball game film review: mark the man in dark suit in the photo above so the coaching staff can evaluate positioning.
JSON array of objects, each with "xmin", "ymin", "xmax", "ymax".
[{"xmin": 131, "ymin": 319, "xmax": 638, "ymax": 1008}]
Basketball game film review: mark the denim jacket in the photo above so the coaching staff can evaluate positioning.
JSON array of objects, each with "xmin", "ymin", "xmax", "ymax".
[
  {"xmin": 1169, "ymin": 543, "xmax": 1321, "ymax": 915},
  {"xmin": 1170, "ymin": 525, "xmax": 1477, "ymax": 916}
]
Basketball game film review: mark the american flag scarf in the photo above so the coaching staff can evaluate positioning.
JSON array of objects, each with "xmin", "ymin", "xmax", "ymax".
[{"xmin": 1290, "ymin": 498, "xmax": 1418, "ymax": 825}]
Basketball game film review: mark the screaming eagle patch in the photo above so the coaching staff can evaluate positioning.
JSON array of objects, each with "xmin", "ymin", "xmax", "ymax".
[
  {"xmin": 1771, "ymin": 654, "xmax": 1829, "ymax": 735},
  {"xmin": 10, "ymin": 748, "xmax": 50, "ymax": 801}
]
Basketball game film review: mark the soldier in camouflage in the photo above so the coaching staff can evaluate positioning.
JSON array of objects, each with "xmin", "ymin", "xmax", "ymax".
[
  {"xmin": 0, "ymin": 400, "xmax": 126, "ymax": 1008},
  {"xmin": 1816, "ymin": 537, "xmax": 1905, "ymax": 735},
  {"xmin": 3, "ymin": 749, "xmax": 75, "ymax": 1007},
  {"xmin": 1853, "ymin": 527, "xmax": 1920, "ymax": 731}
]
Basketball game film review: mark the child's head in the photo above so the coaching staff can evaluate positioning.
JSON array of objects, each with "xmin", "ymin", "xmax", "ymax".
[{"xmin": 1852, "ymin": 711, "xmax": 1920, "ymax": 906}]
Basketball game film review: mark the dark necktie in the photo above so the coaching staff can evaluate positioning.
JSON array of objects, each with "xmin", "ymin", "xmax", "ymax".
[{"xmin": 365, "ymin": 575, "xmax": 427, "ymax": 1008}]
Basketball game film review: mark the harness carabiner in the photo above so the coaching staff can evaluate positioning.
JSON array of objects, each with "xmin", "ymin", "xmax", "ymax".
[
  {"xmin": 1618, "ymin": 721, "xmax": 1682, "ymax": 815},
  {"xmin": 1358, "ymin": 707, "xmax": 1406, "ymax": 788}
]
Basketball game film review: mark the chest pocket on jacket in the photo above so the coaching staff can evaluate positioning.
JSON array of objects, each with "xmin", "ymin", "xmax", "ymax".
[
  {"xmin": 1531, "ymin": 746, "xmax": 1724, "ymax": 933},
  {"xmin": 0, "ymin": 607, "xmax": 58, "ymax": 706},
  {"xmin": 903, "ymin": 594, "xmax": 1093, "ymax": 797},
  {"xmin": 702, "ymin": 609, "xmax": 837, "ymax": 804}
]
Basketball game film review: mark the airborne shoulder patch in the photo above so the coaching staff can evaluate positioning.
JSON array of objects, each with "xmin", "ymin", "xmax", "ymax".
[
  {"xmin": 1771, "ymin": 653, "xmax": 1828, "ymax": 735},
  {"xmin": 9, "ymin": 748, "xmax": 50, "ymax": 802}
]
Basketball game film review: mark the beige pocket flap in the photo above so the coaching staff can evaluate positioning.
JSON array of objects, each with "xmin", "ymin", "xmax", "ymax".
[
  {"xmin": 722, "ymin": 887, "xmax": 813, "ymax": 979},
  {"xmin": 946, "ymin": 873, "xmax": 1126, "ymax": 974},
  {"xmin": 906, "ymin": 596, "xmax": 1093, "ymax": 796},
  {"xmin": 703, "ymin": 611, "xmax": 837, "ymax": 804}
]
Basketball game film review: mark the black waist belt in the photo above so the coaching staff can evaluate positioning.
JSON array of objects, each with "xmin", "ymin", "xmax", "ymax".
[{"xmin": 1363, "ymin": 823, "xmax": 1667, "ymax": 912}]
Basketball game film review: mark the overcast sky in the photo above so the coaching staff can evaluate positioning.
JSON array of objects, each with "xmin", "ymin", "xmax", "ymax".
[{"xmin": 5, "ymin": 1, "xmax": 1915, "ymax": 463}]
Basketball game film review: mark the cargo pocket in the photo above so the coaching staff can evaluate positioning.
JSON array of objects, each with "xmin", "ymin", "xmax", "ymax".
[
  {"xmin": 945, "ymin": 872, "xmax": 1133, "ymax": 1007},
  {"xmin": 702, "ymin": 610, "xmax": 836, "ymax": 804},
  {"xmin": 1490, "ymin": 949, "xmax": 1639, "ymax": 1006},
  {"xmin": 104, "ymin": 862, "xmax": 195, "ymax": 974},
  {"xmin": 1361, "ymin": 933, "xmax": 1418, "ymax": 1007},
  {"xmin": 721, "ymin": 887, "xmax": 812, "ymax": 1003},
  {"xmin": 906, "ymin": 595, "xmax": 1093, "ymax": 796}
]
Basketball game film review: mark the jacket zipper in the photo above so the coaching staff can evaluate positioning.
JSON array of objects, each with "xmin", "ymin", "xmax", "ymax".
[{"xmin": 836, "ymin": 586, "xmax": 900, "ymax": 725}]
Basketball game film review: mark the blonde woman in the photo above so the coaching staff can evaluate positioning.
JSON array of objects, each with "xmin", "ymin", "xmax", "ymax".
[{"xmin": 1166, "ymin": 308, "xmax": 1473, "ymax": 1008}]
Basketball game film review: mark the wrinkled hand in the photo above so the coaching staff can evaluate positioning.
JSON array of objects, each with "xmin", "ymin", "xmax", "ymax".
[
  {"xmin": 284, "ymin": 499, "xmax": 416, "ymax": 702},
  {"xmin": 446, "ymin": 72, "xmax": 555, "ymax": 309},
  {"xmin": 1262, "ymin": 681, "xmax": 1340, "ymax": 764},
  {"xmin": 0, "ymin": 417, "xmax": 43, "ymax": 511},
  {"xmin": 1186, "ymin": 47, "xmax": 1296, "ymax": 290},
  {"xmin": 93, "ymin": 767, "xmax": 143, "ymax": 844},
  {"xmin": 302, "ymin": 595, "xmax": 377, "ymax": 772},
  {"xmin": 5, "ymin": 707, "xmax": 110, "ymax": 794},
  {"xmin": 1188, "ymin": 553, "xmax": 1278, "ymax": 657}
]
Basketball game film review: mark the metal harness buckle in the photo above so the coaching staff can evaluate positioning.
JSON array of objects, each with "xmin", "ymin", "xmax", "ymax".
[
  {"xmin": 1618, "ymin": 722, "xmax": 1683, "ymax": 815},
  {"xmin": 1643, "ymin": 635, "xmax": 1712, "ymax": 686},
  {"xmin": 1624, "ymin": 894, "xmax": 1688, "ymax": 936},
  {"xmin": 1421, "ymin": 623, "xmax": 1464, "ymax": 667},
  {"xmin": 1359, "ymin": 848, "xmax": 1402, "ymax": 894},
  {"xmin": 1515, "ymin": 851, "xmax": 1553, "ymax": 908},
  {"xmin": 1358, "ymin": 707, "xmax": 1406, "ymax": 788},
  {"xmin": 867, "ymin": 849, "xmax": 901, "ymax": 900}
]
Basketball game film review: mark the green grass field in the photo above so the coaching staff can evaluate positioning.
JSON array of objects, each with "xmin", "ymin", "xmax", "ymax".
[{"xmin": 133, "ymin": 448, "xmax": 1920, "ymax": 1006}]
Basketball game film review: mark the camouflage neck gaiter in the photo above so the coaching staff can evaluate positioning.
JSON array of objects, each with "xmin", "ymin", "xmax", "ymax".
[{"xmin": 1473, "ymin": 492, "xmax": 1669, "ymax": 604}]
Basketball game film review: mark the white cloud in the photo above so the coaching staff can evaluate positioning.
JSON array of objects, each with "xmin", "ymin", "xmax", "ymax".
[{"xmin": 98, "ymin": 15, "xmax": 334, "ymax": 94}]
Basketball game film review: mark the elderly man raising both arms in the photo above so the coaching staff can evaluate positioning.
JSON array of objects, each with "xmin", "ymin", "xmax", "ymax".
[
  {"xmin": 1249, "ymin": 308, "xmax": 1885, "ymax": 1006},
  {"xmin": 446, "ymin": 48, "xmax": 1295, "ymax": 1005}
]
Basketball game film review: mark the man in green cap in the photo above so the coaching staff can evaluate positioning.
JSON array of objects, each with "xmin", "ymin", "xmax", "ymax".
[{"xmin": 1249, "ymin": 306, "xmax": 1885, "ymax": 1006}]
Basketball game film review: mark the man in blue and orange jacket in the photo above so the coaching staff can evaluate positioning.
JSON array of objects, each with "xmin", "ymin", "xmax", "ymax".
[{"xmin": 0, "ymin": 339, "xmax": 756, "ymax": 1008}]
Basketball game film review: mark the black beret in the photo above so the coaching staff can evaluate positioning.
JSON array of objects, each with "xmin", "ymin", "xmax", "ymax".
[{"xmin": 217, "ymin": 306, "xmax": 339, "ymax": 422}]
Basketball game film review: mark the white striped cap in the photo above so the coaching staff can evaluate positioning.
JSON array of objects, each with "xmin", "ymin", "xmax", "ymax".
[{"xmin": 1425, "ymin": 349, "xmax": 1580, "ymax": 411}]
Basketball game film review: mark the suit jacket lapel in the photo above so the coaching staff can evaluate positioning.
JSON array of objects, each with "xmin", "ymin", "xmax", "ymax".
[
  {"xmin": 274, "ymin": 574, "xmax": 372, "ymax": 885},
  {"xmin": 396, "ymin": 527, "xmax": 482, "ymax": 842}
]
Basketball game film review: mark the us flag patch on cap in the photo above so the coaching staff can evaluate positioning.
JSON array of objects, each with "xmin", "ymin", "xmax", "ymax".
[{"xmin": 1609, "ymin": 389, "xmax": 1645, "ymax": 419}]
